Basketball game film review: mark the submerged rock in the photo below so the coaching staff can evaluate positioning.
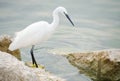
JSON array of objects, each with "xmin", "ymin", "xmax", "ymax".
[
  {"xmin": 0, "ymin": 35, "xmax": 21, "ymax": 60},
  {"xmin": 0, "ymin": 51, "xmax": 65, "ymax": 81},
  {"xmin": 66, "ymin": 49, "xmax": 120, "ymax": 81}
]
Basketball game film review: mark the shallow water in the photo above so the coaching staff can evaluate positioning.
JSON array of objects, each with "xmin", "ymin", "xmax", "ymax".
[{"xmin": 0, "ymin": 0, "xmax": 120, "ymax": 81}]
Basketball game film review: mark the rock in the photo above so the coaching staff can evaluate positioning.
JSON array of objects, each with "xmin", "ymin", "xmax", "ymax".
[
  {"xmin": 66, "ymin": 49, "xmax": 120, "ymax": 81},
  {"xmin": 0, "ymin": 35, "xmax": 21, "ymax": 60},
  {"xmin": 0, "ymin": 51, "xmax": 65, "ymax": 81}
]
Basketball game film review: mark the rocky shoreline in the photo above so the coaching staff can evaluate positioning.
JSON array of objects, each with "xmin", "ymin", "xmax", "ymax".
[
  {"xmin": 0, "ymin": 35, "xmax": 120, "ymax": 81},
  {"xmin": 0, "ymin": 35, "xmax": 65, "ymax": 81},
  {"xmin": 66, "ymin": 49, "xmax": 120, "ymax": 81},
  {"xmin": 0, "ymin": 51, "xmax": 65, "ymax": 81}
]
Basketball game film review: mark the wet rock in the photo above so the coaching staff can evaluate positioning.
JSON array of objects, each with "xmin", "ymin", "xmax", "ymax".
[
  {"xmin": 66, "ymin": 49, "xmax": 120, "ymax": 81},
  {"xmin": 0, "ymin": 51, "xmax": 65, "ymax": 81},
  {"xmin": 0, "ymin": 35, "xmax": 21, "ymax": 60}
]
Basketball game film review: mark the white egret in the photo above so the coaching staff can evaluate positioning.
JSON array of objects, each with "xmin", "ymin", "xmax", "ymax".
[{"xmin": 9, "ymin": 6, "xmax": 74, "ymax": 68}]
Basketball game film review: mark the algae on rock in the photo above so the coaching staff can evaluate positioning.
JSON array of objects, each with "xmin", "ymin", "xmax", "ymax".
[
  {"xmin": 0, "ymin": 35, "xmax": 21, "ymax": 60},
  {"xmin": 66, "ymin": 49, "xmax": 120, "ymax": 81}
]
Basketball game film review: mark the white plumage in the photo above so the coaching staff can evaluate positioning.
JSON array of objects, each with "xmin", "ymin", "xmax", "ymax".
[
  {"xmin": 9, "ymin": 6, "xmax": 74, "ymax": 51},
  {"xmin": 9, "ymin": 21, "xmax": 53, "ymax": 50},
  {"xmin": 8, "ymin": 6, "xmax": 74, "ymax": 68}
]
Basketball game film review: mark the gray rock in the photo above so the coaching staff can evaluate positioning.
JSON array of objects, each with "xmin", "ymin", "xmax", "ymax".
[{"xmin": 0, "ymin": 51, "xmax": 65, "ymax": 81}]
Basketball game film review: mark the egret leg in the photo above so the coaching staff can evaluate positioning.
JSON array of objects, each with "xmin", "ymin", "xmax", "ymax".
[{"xmin": 30, "ymin": 45, "xmax": 38, "ymax": 68}]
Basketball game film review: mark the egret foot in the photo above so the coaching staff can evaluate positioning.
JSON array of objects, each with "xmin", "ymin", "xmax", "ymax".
[
  {"xmin": 30, "ymin": 45, "xmax": 38, "ymax": 68},
  {"xmin": 25, "ymin": 62, "xmax": 44, "ymax": 69}
]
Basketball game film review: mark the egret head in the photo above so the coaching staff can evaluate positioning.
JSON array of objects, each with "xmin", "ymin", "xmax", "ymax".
[{"xmin": 54, "ymin": 7, "xmax": 74, "ymax": 26}]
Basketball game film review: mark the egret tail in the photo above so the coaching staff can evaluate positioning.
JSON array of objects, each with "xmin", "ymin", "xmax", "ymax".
[{"xmin": 9, "ymin": 42, "xmax": 18, "ymax": 51}]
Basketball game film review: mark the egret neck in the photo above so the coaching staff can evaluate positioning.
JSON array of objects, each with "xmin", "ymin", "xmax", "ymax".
[{"xmin": 51, "ymin": 9, "xmax": 59, "ymax": 29}]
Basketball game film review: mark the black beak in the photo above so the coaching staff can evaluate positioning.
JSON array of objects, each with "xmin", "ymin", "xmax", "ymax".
[{"xmin": 64, "ymin": 12, "xmax": 74, "ymax": 26}]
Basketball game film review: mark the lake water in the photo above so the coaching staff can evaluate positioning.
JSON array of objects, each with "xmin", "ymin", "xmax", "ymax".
[{"xmin": 0, "ymin": 0, "xmax": 120, "ymax": 81}]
